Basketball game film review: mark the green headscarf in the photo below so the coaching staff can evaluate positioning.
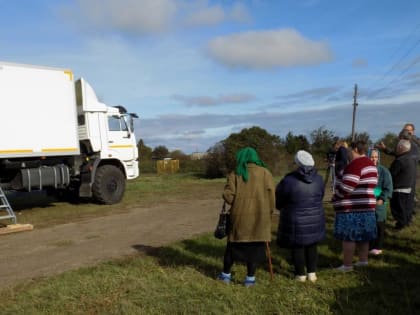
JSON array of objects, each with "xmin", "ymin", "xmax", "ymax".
[{"xmin": 235, "ymin": 147, "xmax": 266, "ymax": 182}]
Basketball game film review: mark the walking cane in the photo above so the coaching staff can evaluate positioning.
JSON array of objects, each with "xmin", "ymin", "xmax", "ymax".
[{"xmin": 265, "ymin": 241, "xmax": 274, "ymax": 280}]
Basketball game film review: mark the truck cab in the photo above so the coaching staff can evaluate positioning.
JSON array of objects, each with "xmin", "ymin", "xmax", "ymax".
[{"xmin": 76, "ymin": 78, "xmax": 139, "ymax": 203}]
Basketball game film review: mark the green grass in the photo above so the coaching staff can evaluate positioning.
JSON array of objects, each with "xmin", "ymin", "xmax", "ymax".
[
  {"xmin": 1, "ymin": 174, "xmax": 419, "ymax": 314},
  {"xmin": 1, "ymin": 212, "xmax": 419, "ymax": 314}
]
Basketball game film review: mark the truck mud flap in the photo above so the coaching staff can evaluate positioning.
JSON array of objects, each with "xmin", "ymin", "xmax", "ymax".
[{"xmin": 78, "ymin": 159, "xmax": 101, "ymax": 198}]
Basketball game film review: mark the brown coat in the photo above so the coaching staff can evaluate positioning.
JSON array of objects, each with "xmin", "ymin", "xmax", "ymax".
[{"xmin": 223, "ymin": 164, "xmax": 275, "ymax": 242}]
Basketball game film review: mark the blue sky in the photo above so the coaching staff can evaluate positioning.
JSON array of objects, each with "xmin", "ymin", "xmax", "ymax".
[{"xmin": 1, "ymin": 0, "xmax": 420, "ymax": 153}]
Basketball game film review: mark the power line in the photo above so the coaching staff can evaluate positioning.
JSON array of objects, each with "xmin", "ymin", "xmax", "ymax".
[
  {"xmin": 386, "ymin": 23, "xmax": 420, "ymax": 63},
  {"xmin": 363, "ymin": 23, "xmax": 420, "ymax": 99},
  {"xmin": 367, "ymin": 50, "xmax": 420, "ymax": 99},
  {"xmin": 375, "ymin": 38, "xmax": 420, "ymax": 83},
  {"xmin": 386, "ymin": 53, "xmax": 420, "ymax": 85}
]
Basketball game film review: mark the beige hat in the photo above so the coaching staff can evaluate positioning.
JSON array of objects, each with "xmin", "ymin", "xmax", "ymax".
[{"xmin": 295, "ymin": 150, "xmax": 315, "ymax": 167}]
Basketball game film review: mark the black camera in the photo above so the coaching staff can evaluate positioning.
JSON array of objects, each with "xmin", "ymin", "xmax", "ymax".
[{"xmin": 326, "ymin": 151, "xmax": 336, "ymax": 164}]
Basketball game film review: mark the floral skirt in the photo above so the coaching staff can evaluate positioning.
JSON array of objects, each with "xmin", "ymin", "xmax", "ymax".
[{"xmin": 334, "ymin": 212, "xmax": 377, "ymax": 242}]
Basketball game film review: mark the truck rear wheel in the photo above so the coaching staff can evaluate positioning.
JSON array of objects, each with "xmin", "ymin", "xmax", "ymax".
[{"xmin": 92, "ymin": 165, "xmax": 126, "ymax": 204}]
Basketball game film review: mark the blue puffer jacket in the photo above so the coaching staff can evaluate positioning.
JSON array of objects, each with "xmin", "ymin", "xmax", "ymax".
[{"xmin": 275, "ymin": 166, "xmax": 326, "ymax": 247}]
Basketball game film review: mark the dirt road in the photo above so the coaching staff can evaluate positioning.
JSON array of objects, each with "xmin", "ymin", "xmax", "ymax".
[{"xmin": 0, "ymin": 198, "xmax": 221, "ymax": 289}]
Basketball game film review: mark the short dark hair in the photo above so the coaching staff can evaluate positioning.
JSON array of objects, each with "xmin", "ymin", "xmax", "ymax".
[
  {"xmin": 350, "ymin": 140, "xmax": 368, "ymax": 155},
  {"xmin": 404, "ymin": 123, "xmax": 415, "ymax": 131}
]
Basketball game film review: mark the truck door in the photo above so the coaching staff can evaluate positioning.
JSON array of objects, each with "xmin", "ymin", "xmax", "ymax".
[{"xmin": 107, "ymin": 115, "xmax": 136, "ymax": 162}]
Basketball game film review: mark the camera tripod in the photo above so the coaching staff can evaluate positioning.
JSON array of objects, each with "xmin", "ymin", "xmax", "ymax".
[{"xmin": 324, "ymin": 163, "xmax": 336, "ymax": 194}]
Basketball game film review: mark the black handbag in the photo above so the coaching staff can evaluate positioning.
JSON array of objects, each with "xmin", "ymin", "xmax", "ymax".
[{"xmin": 214, "ymin": 202, "xmax": 230, "ymax": 239}]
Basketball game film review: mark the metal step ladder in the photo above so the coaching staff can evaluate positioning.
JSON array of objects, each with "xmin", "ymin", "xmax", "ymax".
[{"xmin": 0, "ymin": 187, "xmax": 17, "ymax": 224}]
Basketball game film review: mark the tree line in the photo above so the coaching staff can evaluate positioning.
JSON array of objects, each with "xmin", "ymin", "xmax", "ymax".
[{"xmin": 138, "ymin": 126, "xmax": 399, "ymax": 177}]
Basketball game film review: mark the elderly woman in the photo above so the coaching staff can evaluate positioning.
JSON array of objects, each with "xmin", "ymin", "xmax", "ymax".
[
  {"xmin": 390, "ymin": 139, "xmax": 416, "ymax": 230},
  {"xmin": 368, "ymin": 148, "xmax": 393, "ymax": 255},
  {"xmin": 276, "ymin": 150, "xmax": 326, "ymax": 282},
  {"xmin": 333, "ymin": 141, "xmax": 378, "ymax": 272},
  {"xmin": 218, "ymin": 147, "xmax": 275, "ymax": 287}
]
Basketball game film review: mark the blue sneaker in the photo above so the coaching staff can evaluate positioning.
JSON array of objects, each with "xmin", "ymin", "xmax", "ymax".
[
  {"xmin": 244, "ymin": 279, "xmax": 256, "ymax": 287},
  {"xmin": 217, "ymin": 273, "xmax": 231, "ymax": 284}
]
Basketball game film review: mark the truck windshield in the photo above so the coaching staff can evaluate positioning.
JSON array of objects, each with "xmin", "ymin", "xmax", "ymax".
[
  {"xmin": 108, "ymin": 116, "xmax": 128, "ymax": 132},
  {"xmin": 125, "ymin": 115, "xmax": 135, "ymax": 133}
]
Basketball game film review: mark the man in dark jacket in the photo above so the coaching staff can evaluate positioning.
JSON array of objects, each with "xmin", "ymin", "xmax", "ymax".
[
  {"xmin": 377, "ymin": 123, "xmax": 419, "ymax": 215},
  {"xmin": 390, "ymin": 139, "xmax": 416, "ymax": 229},
  {"xmin": 276, "ymin": 150, "xmax": 325, "ymax": 282}
]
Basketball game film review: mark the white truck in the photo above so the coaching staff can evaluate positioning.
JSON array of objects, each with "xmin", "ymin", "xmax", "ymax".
[{"xmin": 0, "ymin": 61, "xmax": 139, "ymax": 205}]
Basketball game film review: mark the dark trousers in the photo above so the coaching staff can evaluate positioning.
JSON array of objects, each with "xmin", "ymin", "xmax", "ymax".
[
  {"xmin": 369, "ymin": 221, "xmax": 385, "ymax": 250},
  {"xmin": 290, "ymin": 243, "xmax": 318, "ymax": 276},
  {"xmin": 409, "ymin": 188, "xmax": 416, "ymax": 215},
  {"xmin": 223, "ymin": 243, "xmax": 260, "ymax": 277},
  {"xmin": 391, "ymin": 192, "xmax": 412, "ymax": 228}
]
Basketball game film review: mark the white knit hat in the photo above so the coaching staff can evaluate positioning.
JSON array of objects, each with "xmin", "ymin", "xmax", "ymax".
[{"xmin": 295, "ymin": 150, "xmax": 315, "ymax": 167}]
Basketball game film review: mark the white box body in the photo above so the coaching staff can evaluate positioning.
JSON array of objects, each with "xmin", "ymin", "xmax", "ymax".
[{"xmin": 0, "ymin": 62, "xmax": 80, "ymax": 158}]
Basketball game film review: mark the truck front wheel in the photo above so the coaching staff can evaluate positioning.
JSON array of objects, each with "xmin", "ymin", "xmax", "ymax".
[{"xmin": 92, "ymin": 165, "xmax": 126, "ymax": 204}]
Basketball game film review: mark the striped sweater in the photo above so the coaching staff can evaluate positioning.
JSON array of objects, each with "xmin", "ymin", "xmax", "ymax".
[{"xmin": 333, "ymin": 156, "xmax": 378, "ymax": 213}]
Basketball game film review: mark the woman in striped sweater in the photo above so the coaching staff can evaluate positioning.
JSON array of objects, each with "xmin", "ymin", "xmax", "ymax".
[{"xmin": 332, "ymin": 141, "xmax": 378, "ymax": 272}]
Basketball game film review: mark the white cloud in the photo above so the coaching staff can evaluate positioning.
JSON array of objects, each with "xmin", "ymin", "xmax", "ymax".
[
  {"xmin": 282, "ymin": 87, "xmax": 341, "ymax": 100},
  {"xmin": 207, "ymin": 28, "xmax": 334, "ymax": 69},
  {"xmin": 184, "ymin": 5, "xmax": 225, "ymax": 26},
  {"xmin": 70, "ymin": 0, "xmax": 178, "ymax": 34},
  {"xmin": 62, "ymin": 0, "xmax": 251, "ymax": 34},
  {"xmin": 230, "ymin": 3, "xmax": 252, "ymax": 23},
  {"xmin": 182, "ymin": 1, "xmax": 251, "ymax": 27},
  {"xmin": 172, "ymin": 93, "xmax": 256, "ymax": 106}
]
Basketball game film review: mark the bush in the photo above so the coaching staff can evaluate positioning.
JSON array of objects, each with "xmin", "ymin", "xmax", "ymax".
[
  {"xmin": 204, "ymin": 126, "xmax": 283, "ymax": 178},
  {"xmin": 139, "ymin": 160, "xmax": 157, "ymax": 174}
]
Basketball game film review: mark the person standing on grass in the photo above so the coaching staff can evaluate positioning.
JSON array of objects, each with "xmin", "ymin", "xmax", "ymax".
[
  {"xmin": 376, "ymin": 123, "xmax": 419, "ymax": 216},
  {"xmin": 334, "ymin": 139, "xmax": 349, "ymax": 180},
  {"xmin": 218, "ymin": 147, "xmax": 275, "ymax": 287},
  {"xmin": 389, "ymin": 139, "xmax": 416, "ymax": 230},
  {"xmin": 368, "ymin": 148, "xmax": 393, "ymax": 255},
  {"xmin": 275, "ymin": 150, "xmax": 325, "ymax": 282},
  {"xmin": 332, "ymin": 141, "xmax": 378, "ymax": 272}
]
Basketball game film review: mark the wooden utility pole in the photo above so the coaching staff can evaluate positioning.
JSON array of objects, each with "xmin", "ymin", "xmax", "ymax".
[{"xmin": 351, "ymin": 84, "xmax": 358, "ymax": 142}]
